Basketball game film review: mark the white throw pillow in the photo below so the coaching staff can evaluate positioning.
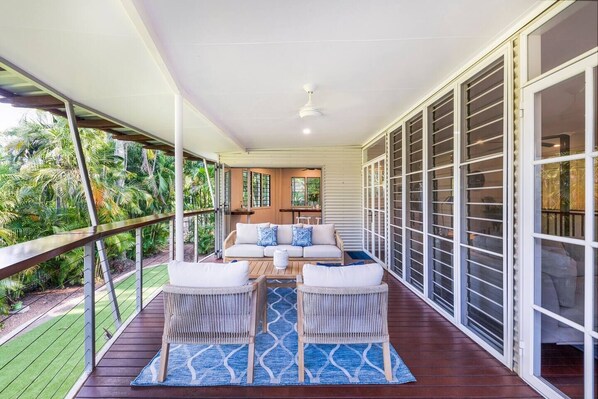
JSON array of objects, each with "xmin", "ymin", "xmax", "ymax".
[
  {"xmin": 311, "ymin": 224, "xmax": 336, "ymax": 245},
  {"xmin": 236, "ymin": 223, "xmax": 270, "ymax": 244},
  {"xmin": 272, "ymin": 224, "xmax": 302, "ymax": 245},
  {"xmin": 302, "ymin": 263, "xmax": 383, "ymax": 287},
  {"xmin": 168, "ymin": 260, "xmax": 249, "ymax": 287}
]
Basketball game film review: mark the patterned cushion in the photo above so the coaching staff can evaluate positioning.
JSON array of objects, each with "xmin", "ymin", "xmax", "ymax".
[
  {"xmin": 291, "ymin": 225, "xmax": 313, "ymax": 247},
  {"xmin": 257, "ymin": 226, "xmax": 278, "ymax": 247}
]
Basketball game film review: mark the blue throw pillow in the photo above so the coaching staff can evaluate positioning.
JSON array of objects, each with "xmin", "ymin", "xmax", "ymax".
[
  {"xmin": 291, "ymin": 225, "xmax": 313, "ymax": 247},
  {"xmin": 316, "ymin": 261, "xmax": 366, "ymax": 267},
  {"xmin": 257, "ymin": 226, "xmax": 278, "ymax": 247}
]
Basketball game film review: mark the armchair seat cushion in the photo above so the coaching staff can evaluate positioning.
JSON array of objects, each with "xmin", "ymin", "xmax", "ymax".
[
  {"xmin": 168, "ymin": 261, "xmax": 249, "ymax": 287},
  {"xmin": 302, "ymin": 263, "xmax": 383, "ymax": 287},
  {"xmin": 264, "ymin": 244, "xmax": 303, "ymax": 257},
  {"xmin": 303, "ymin": 245, "xmax": 342, "ymax": 259},
  {"xmin": 224, "ymin": 244, "xmax": 265, "ymax": 258}
]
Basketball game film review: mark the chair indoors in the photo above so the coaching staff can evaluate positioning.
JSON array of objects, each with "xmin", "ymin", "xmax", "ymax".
[
  {"xmin": 296, "ymin": 263, "xmax": 392, "ymax": 382},
  {"xmin": 158, "ymin": 260, "xmax": 268, "ymax": 383}
]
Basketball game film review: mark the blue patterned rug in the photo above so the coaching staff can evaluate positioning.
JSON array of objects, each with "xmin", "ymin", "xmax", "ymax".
[{"xmin": 131, "ymin": 287, "xmax": 416, "ymax": 386}]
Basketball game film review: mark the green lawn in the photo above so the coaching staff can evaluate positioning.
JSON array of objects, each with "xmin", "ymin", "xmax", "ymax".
[{"xmin": 0, "ymin": 264, "xmax": 169, "ymax": 399}]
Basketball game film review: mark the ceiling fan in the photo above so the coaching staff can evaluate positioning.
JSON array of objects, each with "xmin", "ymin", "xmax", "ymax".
[{"xmin": 299, "ymin": 84, "xmax": 322, "ymax": 118}]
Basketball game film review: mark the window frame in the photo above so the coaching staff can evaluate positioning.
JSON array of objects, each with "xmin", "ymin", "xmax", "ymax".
[
  {"xmin": 291, "ymin": 176, "xmax": 321, "ymax": 207},
  {"xmin": 242, "ymin": 170, "xmax": 271, "ymax": 209}
]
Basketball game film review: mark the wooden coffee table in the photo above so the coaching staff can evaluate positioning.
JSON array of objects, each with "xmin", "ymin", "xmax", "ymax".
[{"xmin": 249, "ymin": 260, "xmax": 305, "ymax": 286}]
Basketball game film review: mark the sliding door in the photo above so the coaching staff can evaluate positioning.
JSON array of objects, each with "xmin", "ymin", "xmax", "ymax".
[{"xmin": 522, "ymin": 53, "xmax": 597, "ymax": 399}]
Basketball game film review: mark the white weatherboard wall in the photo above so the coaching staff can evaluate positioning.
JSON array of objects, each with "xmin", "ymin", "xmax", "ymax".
[{"xmin": 220, "ymin": 147, "xmax": 362, "ymax": 250}]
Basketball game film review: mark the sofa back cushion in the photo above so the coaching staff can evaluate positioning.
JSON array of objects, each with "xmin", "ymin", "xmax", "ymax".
[
  {"xmin": 292, "ymin": 225, "xmax": 313, "ymax": 247},
  {"xmin": 257, "ymin": 226, "xmax": 278, "ymax": 247},
  {"xmin": 168, "ymin": 260, "xmax": 249, "ymax": 287},
  {"xmin": 302, "ymin": 263, "xmax": 383, "ymax": 287},
  {"xmin": 272, "ymin": 224, "xmax": 302, "ymax": 245},
  {"xmin": 311, "ymin": 224, "xmax": 336, "ymax": 245},
  {"xmin": 236, "ymin": 223, "xmax": 270, "ymax": 244}
]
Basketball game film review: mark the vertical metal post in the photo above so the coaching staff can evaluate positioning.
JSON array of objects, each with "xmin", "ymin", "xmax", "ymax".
[
  {"xmin": 174, "ymin": 94, "xmax": 185, "ymax": 261},
  {"xmin": 194, "ymin": 214, "xmax": 199, "ymax": 262},
  {"xmin": 83, "ymin": 242, "xmax": 96, "ymax": 373},
  {"xmin": 135, "ymin": 227, "xmax": 143, "ymax": 312},
  {"xmin": 65, "ymin": 101, "xmax": 121, "ymax": 328},
  {"xmin": 202, "ymin": 158, "xmax": 215, "ymax": 208},
  {"xmin": 169, "ymin": 219, "xmax": 175, "ymax": 262}
]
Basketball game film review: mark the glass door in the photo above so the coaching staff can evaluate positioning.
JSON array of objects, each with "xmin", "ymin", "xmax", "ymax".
[
  {"xmin": 363, "ymin": 156, "xmax": 387, "ymax": 264},
  {"xmin": 521, "ymin": 55, "xmax": 597, "ymax": 399}
]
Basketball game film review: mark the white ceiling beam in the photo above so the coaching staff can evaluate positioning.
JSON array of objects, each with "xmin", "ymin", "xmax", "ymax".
[{"xmin": 119, "ymin": 0, "xmax": 247, "ymax": 152}]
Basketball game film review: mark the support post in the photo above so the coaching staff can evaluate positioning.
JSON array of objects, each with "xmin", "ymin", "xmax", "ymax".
[
  {"xmin": 194, "ymin": 214, "xmax": 199, "ymax": 263},
  {"xmin": 65, "ymin": 101, "xmax": 121, "ymax": 328},
  {"xmin": 135, "ymin": 227, "xmax": 143, "ymax": 312},
  {"xmin": 174, "ymin": 94, "xmax": 184, "ymax": 262},
  {"xmin": 83, "ymin": 242, "xmax": 96, "ymax": 373},
  {"xmin": 169, "ymin": 219, "xmax": 175, "ymax": 262}
]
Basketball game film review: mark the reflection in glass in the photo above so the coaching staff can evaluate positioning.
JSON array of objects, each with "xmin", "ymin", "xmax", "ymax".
[
  {"xmin": 464, "ymin": 247, "xmax": 503, "ymax": 352},
  {"xmin": 527, "ymin": 0, "xmax": 597, "ymax": 80},
  {"xmin": 538, "ymin": 160, "xmax": 585, "ymax": 239},
  {"xmin": 536, "ymin": 239, "xmax": 585, "ymax": 327},
  {"xmin": 407, "ymin": 230, "xmax": 424, "ymax": 292},
  {"xmin": 535, "ymin": 74, "xmax": 585, "ymax": 159},
  {"xmin": 537, "ymin": 312, "xmax": 584, "ymax": 398}
]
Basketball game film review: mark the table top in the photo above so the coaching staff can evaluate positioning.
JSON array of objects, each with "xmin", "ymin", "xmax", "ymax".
[
  {"xmin": 249, "ymin": 260, "xmax": 303, "ymax": 279},
  {"xmin": 231, "ymin": 209, "xmax": 255, "ymax": 215}
]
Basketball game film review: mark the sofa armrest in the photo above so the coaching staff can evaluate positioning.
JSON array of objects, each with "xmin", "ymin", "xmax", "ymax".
[
  {"xmin": 335, "ymin": 231, "xmax": 344, "ymax": 253},
  {"xmin": 224, "ymin": 230, "xmax": 237, "ymax": 250}
]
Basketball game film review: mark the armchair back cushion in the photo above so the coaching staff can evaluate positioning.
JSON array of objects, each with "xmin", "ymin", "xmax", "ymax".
[
  {"xmin": 168, "ymin": 260, "xmax": 249, "ymax": 288},
  {"xmin": 235, "ymin": 223, "xmax": 270, "ymax": 244},
  {"xmin": 303, "ymin": 263, "xmax": 383, "ymax": 287},
  {"xmin": 311, "ymin": 224, "xmax": 336, "ymax": 245}
]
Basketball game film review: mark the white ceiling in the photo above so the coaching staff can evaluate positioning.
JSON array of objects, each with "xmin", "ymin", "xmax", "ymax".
[
  {"xmin": 0, "ymin": 0, "xmax": 540, "ymax": 155},
  {"xmin": 134, "ymin": 0, "xmax": 539, "ymax": 149}
]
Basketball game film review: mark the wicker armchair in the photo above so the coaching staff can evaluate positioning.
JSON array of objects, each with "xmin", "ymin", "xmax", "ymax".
[
  {"xmin": 296, "ymin": 275, "xmax": 392, "ymax": 382},
  {"xmin": 158, "ymin": 275, "xmax": 268, "ymax": 383}
]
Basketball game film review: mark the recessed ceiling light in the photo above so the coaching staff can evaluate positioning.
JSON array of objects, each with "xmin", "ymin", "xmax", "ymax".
[
  {"xmin": 553, "ymin": 144, "xmax": 561, "ymax": 148},
  {"xmin": 303, "ymin": 128, "xmax": 311, "ymax": 135}
]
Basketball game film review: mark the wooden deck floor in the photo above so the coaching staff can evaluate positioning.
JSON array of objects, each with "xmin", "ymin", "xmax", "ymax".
[{"xmin": 75, "ymin": 274, "xmax": 541, "ymax": 398}]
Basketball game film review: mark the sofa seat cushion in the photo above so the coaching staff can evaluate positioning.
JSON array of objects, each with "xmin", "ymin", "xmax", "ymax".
[
  {"xmin": 224, "ymin": 244, "xmax": 265, "ymax": 258},
  {"xmin": 311, "ymin": 224, "xmax": 336, "ymax": 245},
  {"xmin": 236, "ymin": 223, "xmax": 270, "ymax": 244},
  {"xmin": 303, "ymin": 245, "xmax": 342, "ymax": 259},
  {"xmin": 168, "ymin": 260, "xmax": 249, "ymax": 287},
  {"xmin": 302, "ymin": 263, "xmax": 383, "ymax": 287},
  {"xmin": 264, "ymin": 245, "xmax": 304, "ymax": 257}
]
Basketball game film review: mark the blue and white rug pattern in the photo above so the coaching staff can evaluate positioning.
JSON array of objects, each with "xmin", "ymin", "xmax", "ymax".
[{"xmin": 131, "ymin": 287, "xmax": 416, "ymax": 386}]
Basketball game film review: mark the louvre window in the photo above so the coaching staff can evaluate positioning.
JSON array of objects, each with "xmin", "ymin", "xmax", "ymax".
[
  {"xmin": 389, "ymin": 126, "xmax": 403, "ymax": 277},
  {"xmin": 460, "ymin": 57, "xmax": 506, "ymax": 353},
  {"xmin": 428, "ymin": 92, "xmax": 455, "ymax": 315},
  {"xmin": 405, "ymin": 112, "xmax": 424, "ymax": 292}
]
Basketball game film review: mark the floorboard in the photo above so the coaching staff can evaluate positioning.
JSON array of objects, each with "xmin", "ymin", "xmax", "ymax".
[{"xmin": 75, "ymin": 271, "xmax": 542, "ymax": 398}]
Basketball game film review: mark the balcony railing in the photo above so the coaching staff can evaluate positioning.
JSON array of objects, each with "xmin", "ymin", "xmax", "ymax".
[{"xmin": 0, "ymin": 209, "xmax": 214, "ymax": 399}]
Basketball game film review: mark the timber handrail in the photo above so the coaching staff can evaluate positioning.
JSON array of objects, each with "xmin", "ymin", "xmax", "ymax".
[{"xmin": 0, "ymin": 208, "xmax": 214, "ymax": 280}]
